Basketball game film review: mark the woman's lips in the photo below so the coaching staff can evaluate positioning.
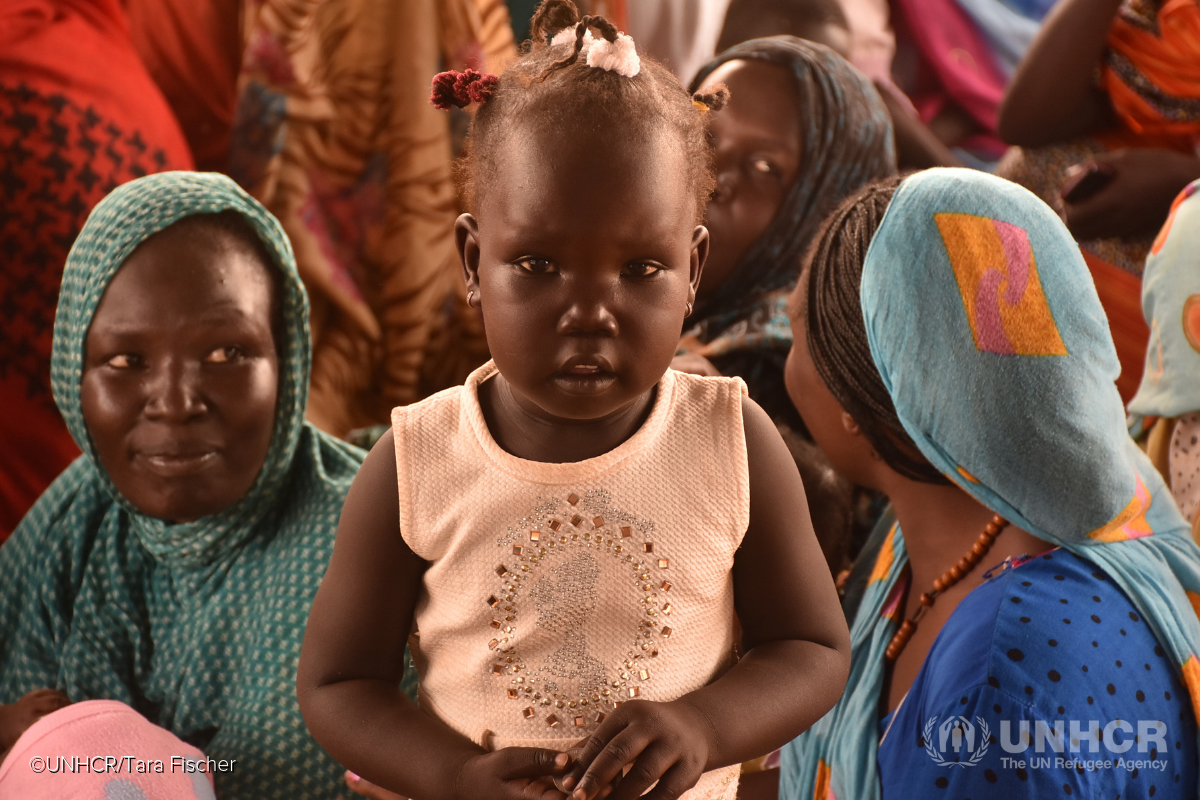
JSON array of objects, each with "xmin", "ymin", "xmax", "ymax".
[{"xmin": 136, "ymin": 451, "xmax": 219, "ymax": 478}]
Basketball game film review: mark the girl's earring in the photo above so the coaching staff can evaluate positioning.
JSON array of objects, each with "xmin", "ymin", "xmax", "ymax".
[
  {"xmin": 685, "ymin": 301, "xmax": 693, "ymax": 316},
  {"xmin": 467, "ymin": 290, "xmax": 477, "ymax": 308}
]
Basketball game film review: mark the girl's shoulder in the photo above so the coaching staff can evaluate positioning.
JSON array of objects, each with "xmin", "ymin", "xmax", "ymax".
[{"xmin": 664, "ymin": 368, "xmax": 749, "ymax": 433}]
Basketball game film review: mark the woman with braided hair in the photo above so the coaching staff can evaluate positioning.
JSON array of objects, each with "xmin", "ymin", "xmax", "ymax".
[
  {"xmin": 781, "ymin": 169, "xmax": 1200, "ymax": 798},
  {"xmin": 672, "ymin": 36, "xmax": 896, "ymax": 437}
]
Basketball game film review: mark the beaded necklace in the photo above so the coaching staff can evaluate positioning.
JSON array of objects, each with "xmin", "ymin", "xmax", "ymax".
[{"xmin": 884, "ymin": 515, "xmax": 1009, "ymax": 662}]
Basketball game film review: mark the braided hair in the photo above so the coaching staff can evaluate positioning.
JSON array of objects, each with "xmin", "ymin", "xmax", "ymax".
[
  {"xmin": 454, "ymin": 0, "xmax": 728, "ymax": 221},
  {"xmin": 803, "ymin": 175, "xmax": 950, "ymax": 485}
]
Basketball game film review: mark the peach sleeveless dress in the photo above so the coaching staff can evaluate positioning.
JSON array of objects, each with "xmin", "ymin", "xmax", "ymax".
[{"xmin": 392, "ymin": 362, "xmax": 750, "ymax": 799}]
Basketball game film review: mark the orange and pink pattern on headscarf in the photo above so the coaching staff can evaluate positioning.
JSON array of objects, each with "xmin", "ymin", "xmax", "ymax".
[
  {"xmin": 1088, "ymin": 474, "xmax": 1155, "ymax": 542},
  {"xmin": 935, "ymin": 213, "xmax": 1068, "ymax": 358}
]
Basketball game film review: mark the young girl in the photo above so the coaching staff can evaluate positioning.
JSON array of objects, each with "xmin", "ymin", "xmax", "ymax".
[{"xmin": 296, "ymin": 3, "xmax": 850, "ymax": 799}]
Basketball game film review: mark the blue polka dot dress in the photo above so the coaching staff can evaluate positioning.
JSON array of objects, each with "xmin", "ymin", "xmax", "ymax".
[{"xmin": 878, "ymin": 549, "xmax": 1198, "ymax": 798}]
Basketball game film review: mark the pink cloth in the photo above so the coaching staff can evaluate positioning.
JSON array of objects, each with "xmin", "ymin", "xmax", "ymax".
[
  {"xmin": 0, "ymin": 700, "xmax": 216, "ymax": 799},
  {"xmin": 891, "ymin": 0, "xmax": 1009, "ymax": 155}
]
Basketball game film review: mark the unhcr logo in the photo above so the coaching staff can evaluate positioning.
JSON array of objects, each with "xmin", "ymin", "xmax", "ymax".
[{"xmin": 923, "ymin": 716, "xmax": 992, "ymax": 767}]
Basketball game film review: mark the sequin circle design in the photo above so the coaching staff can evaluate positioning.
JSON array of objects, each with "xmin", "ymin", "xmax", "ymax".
[{"xmin": 484, "ymin": 490, "xmax": 674, "ymax": 730}]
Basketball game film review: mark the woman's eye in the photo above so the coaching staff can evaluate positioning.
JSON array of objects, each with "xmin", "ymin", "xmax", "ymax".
[
  {"xmin": 751, "ymin": 158, "xmax": 780, "ymax": 177},
  {"xmin": 624, "ymin": 262, "xmax": 663, "ymax": 278},
  {"xmin": 204, "ymin": 346, "xmax": 242, "ymax": 364},
  {"xmin": 105, "ymin": 354, "xmax": 140, "ymax": 369},
  {"xmin": 515, "ymin": 257, "xmax": 556, "ymax": 274}
]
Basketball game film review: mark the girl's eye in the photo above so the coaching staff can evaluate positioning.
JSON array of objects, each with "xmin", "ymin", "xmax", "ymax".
[
  {"xmin": 624, "ymin": 262, "xmax": 663, "ymax": 278},
  {"xmin": 105, "ymin": 354, "xmax": 141, "ymax": 369},
  {"xmin": 515, "ymin": 257, "xmax": 556, "ymax": 274},
  {"xmin": 204, "ymin": 346, "xmax": 243, "ymax": 364}
]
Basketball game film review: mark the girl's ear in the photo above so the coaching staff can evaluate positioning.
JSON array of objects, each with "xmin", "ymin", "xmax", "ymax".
[
  {"xmin": 688, "ymin": 225, "xmax": 710, "ymax": 305},
  {"xmin": 455, "ymin": 213, "xmax": 481, "ymax": 300}
]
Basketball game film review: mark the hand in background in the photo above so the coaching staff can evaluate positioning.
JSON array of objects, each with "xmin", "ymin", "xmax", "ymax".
[
  {"xmin": 561, "ymin": 699, "xmax": 715, "ymax": 800},
  {"xmin": 1062, "ymin": 148, "xmax": 1200, "ymax": 241},
  {"xmin": 0, "ymin": 689, "xmax": 71, "ymax": 751}
]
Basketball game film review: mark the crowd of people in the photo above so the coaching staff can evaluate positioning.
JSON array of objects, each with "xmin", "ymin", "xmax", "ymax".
[{"xmin": 1, "ymin": 0, "xmax": 1198, "ymax": 798}]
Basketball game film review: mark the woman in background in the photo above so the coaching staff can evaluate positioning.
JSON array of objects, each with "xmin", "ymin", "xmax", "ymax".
[
  {"xmin": 674, "ymin": 36, "xmax": 895, "ymax": 434},
  {"xmin": 997, "ymin": 0, "xmax": 1200, "ymax": 401}
]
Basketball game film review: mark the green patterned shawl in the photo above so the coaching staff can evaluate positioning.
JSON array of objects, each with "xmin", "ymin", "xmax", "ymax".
[{"xmin": 0, "ymin": 172, "xmax": 371, "ymax": 799}]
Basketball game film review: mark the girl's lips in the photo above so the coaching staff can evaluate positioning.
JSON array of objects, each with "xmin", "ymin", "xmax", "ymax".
[{"xmin": 552, "ymin": 370, "xmax": 617, "ymax": 394}]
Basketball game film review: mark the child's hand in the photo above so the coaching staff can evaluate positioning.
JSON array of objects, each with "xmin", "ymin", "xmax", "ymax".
[
  {"xmin": 560, "ymin": 699, "xmax": 715, "ymax": 800},
  {"xmin": 0, "ymin": 689, "xmax": 71, "ymax": 750},
  {"xmin": 453, "ymin": 748, "xmax": 572, "ymax": 800}
]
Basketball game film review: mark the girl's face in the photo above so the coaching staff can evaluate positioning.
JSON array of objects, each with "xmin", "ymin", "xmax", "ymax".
[
  {"xmin": 698, "ymin": 59, "xmax": 802, "ymax": 300},
  {"xmin": 458, "ymin": 124, "xmax": 706, "ymax": 423},
  {"xmin": 80, "ymin": 222, "xmax": 280, "ymax": 522}
]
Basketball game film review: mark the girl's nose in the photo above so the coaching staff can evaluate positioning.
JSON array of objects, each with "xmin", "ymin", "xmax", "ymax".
[
  {"xmin": 143, "ymin": 360, "xmax": 206, "ymax": 422},
  {"xmin": 557, "ymin": 292, "xmax": 619, "ymax": 337}
]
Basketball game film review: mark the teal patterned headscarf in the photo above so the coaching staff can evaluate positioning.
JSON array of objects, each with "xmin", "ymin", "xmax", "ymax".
[
  {"xmin": 0, "ymin": 172, "xmax": 372, "ymax": 799},
  {"xmin": 781, "ymin": 169, "xmax": 1200, "ymax": 800},
  {"xmin": 1129, "ymin": 180, "xmax": 1200, "ymax": 419}
]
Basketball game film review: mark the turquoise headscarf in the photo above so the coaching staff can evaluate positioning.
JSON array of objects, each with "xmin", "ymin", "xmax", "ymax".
[
  {"xmin": 781, "ymin": 169, "xmax": 1200, "ymax": 800},
  {"xmin": 1129, "ymin": 180, "xmax": 1200, "ymax": 419},
  {"xmin": 0, "ymin": 172, "xmax": 377, "ymax": 799}
]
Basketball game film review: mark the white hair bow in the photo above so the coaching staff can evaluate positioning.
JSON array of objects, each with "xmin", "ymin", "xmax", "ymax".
[{"xmin": 550, "ymin": 27, "xmax": 641, "ymax": 78}]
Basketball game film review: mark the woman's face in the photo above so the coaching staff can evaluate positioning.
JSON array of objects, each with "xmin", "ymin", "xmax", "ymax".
[
  {"xmin": 697, "ymin": 59, "xmax": 803, "ymax": 300},
  {"xmin": 784, "ymin": 275, "xmax": 879, "ymax": 488},
  {"xmin": 80, "ymin": 221, "xmax": 280, "ymax": 522}
]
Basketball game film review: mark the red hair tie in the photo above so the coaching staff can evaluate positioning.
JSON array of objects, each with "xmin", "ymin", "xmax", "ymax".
[{"xmin": 430, "ymin": 69, "xmax": 500, "ymax": 109}]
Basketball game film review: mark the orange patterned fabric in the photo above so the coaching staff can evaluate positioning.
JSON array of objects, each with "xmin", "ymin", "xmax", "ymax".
[
  {"xmin": 936, "ymin": 213, "xmax": 1068, "ymax": 357},
  {"xmin": 1103, "ymin": 0, "xmax": 1200, "ymax": 140},
  {"xmin": 868, "ymin": 523, "xmax": 898, "ymax": 584},
  {"xmin": 813, "ymin": 759, "xmax": 834, "ymax": 800},
  {"xmin": 124, "ymin": 0, "xmax": 515, "ymax": 437},
  {"xmin": 1181, "ymin": 653, "xmax": 1200, "ymax": 729},
  {"xmin": 1087, "ymin": 474, "xmax": 1155, "ymax": 541},
  {"xmin": 1082, "ymin": 250, "xmax": 1150, "ymax": 403}
]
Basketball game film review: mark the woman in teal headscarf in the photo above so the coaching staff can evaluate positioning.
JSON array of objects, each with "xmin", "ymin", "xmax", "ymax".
[
  {"xmin": 1130, "ymin": 180, "xmax": 1200, "ymax": 540},
  {"xmin": 0, "ymin": 172, "xmax": 404, "ymax": 799},
  {"xmin": 781, "ymin": 168, "xmax": 1200, "ymax": 797}
]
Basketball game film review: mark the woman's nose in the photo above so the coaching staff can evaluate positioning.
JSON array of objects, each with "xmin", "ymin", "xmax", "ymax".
[
  {"xmin": 711, "ymin": 167, "xmax": 735, "ymax": 204},
  {"xmin": 143, "ymin": 359, "xmax": 206, "ymax": 421}
]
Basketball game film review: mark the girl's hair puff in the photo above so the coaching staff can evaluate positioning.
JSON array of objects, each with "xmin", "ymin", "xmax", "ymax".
[{"xmin": 454, "ymin": 0, "xmax": 729, "ymax": 222}]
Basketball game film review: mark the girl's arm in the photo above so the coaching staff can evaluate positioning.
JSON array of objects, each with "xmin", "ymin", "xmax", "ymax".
[
  {"xmin": 997, "ymin": 0, "xmax": 1123, "ymax": 146},
  {"xmin": 297, "ymin": 432, "xmax": 569, "ymax": 800},
  {"xmin": 564, "ymin": 396, "xmax": 851, "ymax": 800}
]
